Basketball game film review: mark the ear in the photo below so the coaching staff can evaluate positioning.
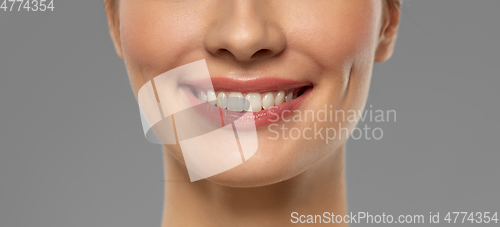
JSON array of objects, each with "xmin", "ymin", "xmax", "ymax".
[
  {"xmin": 104, "ymin": 0, "xmax": 124, "ymax": 59},
  {"xmin": 375, "ymin": 0, "xmax": 401, "ymax": 62}
]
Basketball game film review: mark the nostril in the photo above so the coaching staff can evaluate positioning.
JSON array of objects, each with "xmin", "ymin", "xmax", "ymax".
[
  {"xmin": 215, "ymin": 49, "xmax": 234, "ymax": 58},
  {"xmin": 251, "ymin": 49, "xmax": 272, "ymax": 59},
  {"xmin": 213, "ymin": 48, "xmax": 276, "ymax": 61}
]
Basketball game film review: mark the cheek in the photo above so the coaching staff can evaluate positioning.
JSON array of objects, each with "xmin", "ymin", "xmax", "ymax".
[
  {"xmin": 284, "ymin": 1, "xmax": 382, "ymax": 70},
  {"xmin": 281, "ymin": 1, "xmax": 382, "ymax": 140},
  {"xmin": 119, "ymin": 2, "xmax": 205, "ymax": 82}
]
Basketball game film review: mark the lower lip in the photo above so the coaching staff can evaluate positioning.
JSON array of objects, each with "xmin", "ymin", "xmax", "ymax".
[{"xmin": 181, "ymin": 87, "xmax": 311, "ymax": 128}]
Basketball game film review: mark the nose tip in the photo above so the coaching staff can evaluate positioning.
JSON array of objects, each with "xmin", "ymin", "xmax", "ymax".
[
  {"xmin": 212, "ymin": 29, "xmax": 285, "ymax": 62},
  {"xmin": 204, "ymin": 4, "xmax": 285, "ymax": 62}
]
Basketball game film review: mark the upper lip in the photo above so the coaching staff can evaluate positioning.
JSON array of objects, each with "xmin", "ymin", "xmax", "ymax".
[{"xmin": 181, "ymin": 77, "xmax": 311, "ymax": 92}]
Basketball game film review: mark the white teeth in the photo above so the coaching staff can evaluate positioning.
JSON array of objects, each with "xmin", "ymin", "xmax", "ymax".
[
  {"xmin": 245, "ymin": 93, "xmax": 262, "ymax": 112},
  {"xmin": 275, "ymin": 91, "xmax": 285, "ymax": 105},
  {"xmin": 199, "ymin": 90, "xmax": 207, "ymax": 102},
  {"xmin": 262, "ymin": 92, "xmax": 275, "ymax": 110},
  {"xmin": 195, "ymin": 88, "xmax": 297, "ymax": 111},
  {"xmin": 227, "ymin": 92, "xmax": 244, "ymax": 112},
  {"xmin": 207, "ymin": 89, "xmax": 217, "ymax": 105},
  {"xmin": 285, "ymin": 91, "xmax": 293, "ymax": 102},
  {"xmin": 217, "ymin": 92, "xmax": 228, "ymax": 109}
]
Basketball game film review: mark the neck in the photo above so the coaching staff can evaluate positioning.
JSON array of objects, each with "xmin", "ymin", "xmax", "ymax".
[{"xmin": 161, "ymin": 145, "xmax": 347, "ymax": 227}]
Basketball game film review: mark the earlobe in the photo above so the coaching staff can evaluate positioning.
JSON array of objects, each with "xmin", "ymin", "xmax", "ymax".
[
  {"xmin": 104, "ymin": 0, "xmax": 124, "ymax": 59},
  {"xmin": 375, "ymin": 0, "xmax": 401, "ymax": 62}
]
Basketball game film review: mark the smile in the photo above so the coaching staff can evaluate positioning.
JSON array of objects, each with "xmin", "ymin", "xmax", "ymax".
[
  {"xmin": 181, "ymin": 77, "xmax": 313, "ymax": 127},
  {"xmin": 188, "ymin": 87, "xmax": 309, "ymax": 112}
]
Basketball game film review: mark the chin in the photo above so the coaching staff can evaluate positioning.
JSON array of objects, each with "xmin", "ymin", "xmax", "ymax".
[
  {"xmin": 203, "ymin": 135, "xmax": 346, "ymax": 188},
  {"xmin": 204, "ymin": 158, "xmax": 299, "ymax": 188}
]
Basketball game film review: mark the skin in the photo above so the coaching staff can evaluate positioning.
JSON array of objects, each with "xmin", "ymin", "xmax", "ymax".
[{"xmin": 105, "ymin": 0, "xmax": 400, "ymax": 226}]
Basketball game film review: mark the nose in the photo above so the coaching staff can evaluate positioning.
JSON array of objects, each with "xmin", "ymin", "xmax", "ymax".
[{"xmin": 204, "ymin": 1, "xmax": 286, "ymax": 62}]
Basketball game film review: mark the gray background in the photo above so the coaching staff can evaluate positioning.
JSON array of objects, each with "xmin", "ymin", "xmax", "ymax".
[{"xmin": 0, "ymin": 0, "xmax": 498, "ymax": 226}]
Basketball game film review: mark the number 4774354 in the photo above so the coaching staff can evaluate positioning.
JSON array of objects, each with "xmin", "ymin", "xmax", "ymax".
[{"xmin": 1, "ymin": 0, "xmax": 54, "ymax": 12}]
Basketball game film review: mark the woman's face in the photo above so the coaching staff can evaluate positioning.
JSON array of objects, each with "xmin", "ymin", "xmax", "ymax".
[{"xmin": 107, "ymin": 0, "xmax": 399, "ymax": 187}]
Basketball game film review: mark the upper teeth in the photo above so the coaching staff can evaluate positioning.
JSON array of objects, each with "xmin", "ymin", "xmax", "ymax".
[
  {"xmin": 245, "ymin": 93, "xmax": 262, "ymax": 112},
  {"xmin": 217, "ymin": 92, "xmax": 228, "ymax": 109},
  {"xmin": 227, "ymin": 92, "xmax": 244, "ymax": 112},
  {"xmin": 196, "ymin": 89, "xmax": 298, "ymax": 112}
]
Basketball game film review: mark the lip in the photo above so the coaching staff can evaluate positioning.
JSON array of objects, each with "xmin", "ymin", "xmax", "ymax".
[
  {"xmin": 181, "ymin": 77, "xmax": 311, "ymax": 93},
  {"xmin": 180, "ymin": 77, "xmax": 312, "ymax": 128}
]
